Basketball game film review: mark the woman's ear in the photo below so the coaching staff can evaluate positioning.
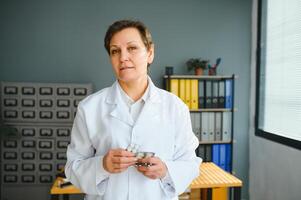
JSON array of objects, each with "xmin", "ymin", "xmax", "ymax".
[{"xmin": 147, "ymin": 44, "xmax": 155, "ymax": 65}]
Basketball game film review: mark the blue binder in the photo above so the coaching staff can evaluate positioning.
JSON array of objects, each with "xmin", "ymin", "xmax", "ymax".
[
  {"xmin": 212, "ymin": 144, "xmax": 220, "ymax": 166},
  {"xmin": 225, "ymin": 80, "xmax": 233, "ymax": 108},
  {"xmin": 219, "ymin": 144, "xmax": 226, "ymax": 170},
  {"xmin": 225, "ymin": 144, "xmax": 232, "ymax": 172}
]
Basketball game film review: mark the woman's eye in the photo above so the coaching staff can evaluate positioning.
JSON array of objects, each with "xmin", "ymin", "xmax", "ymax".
[
  {"xmin": 128, "ymin": 46, "xmax": 137, "ymax": 52},
  {"xmin": 110, "ymin": 49, "xmax": 119, "ymax": 55}
]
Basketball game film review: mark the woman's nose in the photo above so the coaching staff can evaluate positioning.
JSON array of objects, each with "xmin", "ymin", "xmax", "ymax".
[{"xmin": 120, "ymin": 49, "xmax": 130, "ymax": 62}]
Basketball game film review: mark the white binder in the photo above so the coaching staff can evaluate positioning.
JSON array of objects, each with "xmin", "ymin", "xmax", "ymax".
[
  {"xmin": 208, "ymin": 112, "xmax": 215, "ymax": 141},
  {"xmin": 201, "ymin": 112, "xmax": 209, "ymax": 142},
  {"xmin": 214, "ymin": 112, "xmax": 222, "ymax": 141},
  {"xmin": 195, "ymin": 112, "xmax": 201, "ymax": 140},
  {"xmin": 222, "ymin": 112, "xmax": 232, "ymax": 142}
]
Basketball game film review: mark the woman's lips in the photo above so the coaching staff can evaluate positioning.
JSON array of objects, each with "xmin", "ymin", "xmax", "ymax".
[{"xmin": 120, "ymin": 66, "xmax": 134, "ymax": 71}]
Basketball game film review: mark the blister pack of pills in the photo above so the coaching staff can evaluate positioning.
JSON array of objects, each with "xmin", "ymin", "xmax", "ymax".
[{"xmin": 126, "ymin": 144, "xmax": 155, "ymax": 167}]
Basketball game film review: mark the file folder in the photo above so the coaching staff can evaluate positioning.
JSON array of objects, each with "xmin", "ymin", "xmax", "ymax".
[
  {"xmin": 212, "ymin": 144, "xmax": 220, "ymax": 166},
  {"xmin": 198, "ymin": 80, "xmax": 205, "ymax": 108},
  {"xmin": 205, "ymin": 145, "xmax": 212, "ymax": 162},
  {"xmin": 185, "ymin": 79, "xmax": 191, "ymax": 108},
  {"xmin": 212, "ymin": 81, "xmax": 219, "ymax": 108},
  {"xmin": 218, "ymin": 80, "xmax": 225, "ymax": 108},
  {"xmin": 222, "ymin": 112, "xmax": 232, "ymax": 142},
  {"xmin": 179, "ymin": 79, "xmax": 186, "ymax": 103},
  {"xmin": 190, "ymin": 79, "xmax": 199, "ymax": 109},
  {"xmin": 225, "ymin": 79, "xmax": 233, "ymax": 108},
  {"xmin": 169, "ymin": 79, "xmax": 179, "ymax": 96},
  {"xmin": 225, "ymin": 144, "xmax": 232, "ymax": 172},
  {"xmin": 164, "ymin": 77, "xmax": 170, "ymax": 91},
  {"xmin": 214, "ymin": 112, "xmax": 222, "ymax": 141},
  {"xmin": 208, "ymin": 112, "xmax": 215, "ymax": 141},
  {"xmin": 219, "ymin": 144, "xmax": 226, "ymax": 170},
  {"xmin": 212, "ymin": 187, "xmax": 228, "ymax": 200},
  {"xmin": 190, "ymin": 112, "xmax": 196, "ymax": 136},
  {"xmin": 201, "ymin": 113, "xmax": 209, "ymax": 142},
  {"xmin": 195, "ymin": 112, "xmax": 201, "ymax": 140},
  {"xmin": 197, "ymin": 145, "xmax": 205, "ymax": 159},
  {"xmin": 205, "ymin": 80, "xmax": 212, "ymax": 108}
]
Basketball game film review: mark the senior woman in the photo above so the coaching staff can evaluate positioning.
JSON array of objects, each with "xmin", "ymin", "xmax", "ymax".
[{"xmin": 65, "ymin": 19, "xmax": 202, "ymax": 200}]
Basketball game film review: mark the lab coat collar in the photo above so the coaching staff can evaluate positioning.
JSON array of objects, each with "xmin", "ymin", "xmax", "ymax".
[
  {"xmin": 147, "ymin": 76, "xmax": 161, "ymax": 103},
  {"xmin": 135, "ymin": 76, "xmax": 161, "ymax": 125},
  {"xmin": 105, "ymin": 76, "xmax": 161, "ymax": 105},
  {"xmin": 105, "ymin": 76, "xmax": 161, "ymax": 126}
]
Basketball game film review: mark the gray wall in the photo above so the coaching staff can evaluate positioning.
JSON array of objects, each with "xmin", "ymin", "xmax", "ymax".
[
  {"xmin": 249, "ymin": 1, "xmax": 301, "ymax": 199},
  {"xmin": 0, "ymin": 0, "xmax": 251, "ymax": 199},
  {"xmin": 249, "ymin": 136, "xmax": 301, "ymax": 200}
]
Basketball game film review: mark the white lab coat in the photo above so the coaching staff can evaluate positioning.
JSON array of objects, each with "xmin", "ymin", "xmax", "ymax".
[{"xmin": 65, "ymin": 78, "xmax": 202, "ymax": 200}]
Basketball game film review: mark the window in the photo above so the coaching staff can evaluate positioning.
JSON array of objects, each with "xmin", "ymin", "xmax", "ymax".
[{"xmin": 255, "ymin": 0, "xmax": 301, "ymax": 149}]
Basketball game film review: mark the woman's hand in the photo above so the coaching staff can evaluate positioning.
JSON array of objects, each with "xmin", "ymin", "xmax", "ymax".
[
  {"xmin": 136, "ymin": 157, "xmax": 167, "ymax": 179},
  {"xmin": 103, "ymin": 148, "xmax": 138, "ymax": 173}
]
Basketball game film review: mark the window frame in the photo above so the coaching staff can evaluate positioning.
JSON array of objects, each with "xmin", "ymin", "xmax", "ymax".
[{"xmin": 255, "ymin": 0, "xmax": 301, "ymax": 150}]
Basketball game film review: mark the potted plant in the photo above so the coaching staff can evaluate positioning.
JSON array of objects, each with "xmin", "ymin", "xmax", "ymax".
[
  {"xmin": 208, "ymin": 57, "xmax": 222, "ymax": 76},
  {"xmin": 186, "ymin": 58, "xmax": 209, "ymax": 75}
]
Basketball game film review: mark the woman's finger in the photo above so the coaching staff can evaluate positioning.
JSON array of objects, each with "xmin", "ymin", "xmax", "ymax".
[
  {"xmin": 113, "ymin": 162, "xmax": 135, "ymax": 169},
  {"xmin": 112, "ymin": 149, "xmax": 136, "ymax": 157},
  {"xmin": 143, "ymin": 172, "xmax": 157, "ymax": 179},
  {"xmin": 112, "ymin": 156, "xmax": 138, "ymax": 164}
]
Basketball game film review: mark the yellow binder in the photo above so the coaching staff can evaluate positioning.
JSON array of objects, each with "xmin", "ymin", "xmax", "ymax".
[
  {"xmin": 179, "ymin": 79, "xmax": 186, "ymax": 103},
  {"xmin": 198, "ymin": 188, "xmax": 228, "ymax": 200},
  {"xmin": 190, "ymin": 79, "xmax": 199, "ymax": 109},
  {"xmin": 212, "ymin": 187, "xmax": 228, "ymax": 200},
  {"xmin": 170, "ymin": 79, "xmax": 179, "ymax": 96},
  {"xmin": 185, "ymin": 79, "xmax": 191, "ymax": 108}
]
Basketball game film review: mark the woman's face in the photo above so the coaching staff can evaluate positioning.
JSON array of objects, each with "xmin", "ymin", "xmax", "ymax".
[{"xmin": 109, "ymin": 27, "xmax": 154, "ymax": 84}]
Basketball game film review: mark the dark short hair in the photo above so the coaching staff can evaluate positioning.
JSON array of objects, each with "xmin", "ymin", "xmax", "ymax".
[{"xmin": 104, "ymin": 19, "xmax": 153, "ymax": 54}]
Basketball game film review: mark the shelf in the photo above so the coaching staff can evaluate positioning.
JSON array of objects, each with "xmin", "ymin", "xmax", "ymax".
[
  {"xmin": 162, "ymin": 73, "xmax": 236, "ymax": 172},
  {"xmin": 163, "ymin": 75, "xmax": 237, "ymax": 80},
  {"xmin": 190, "ymin": 108, "xmax": 235, "ymax": 112},
  {"xmin": 199, "ymin": 140, "xmax": 231, "ymax": 145}
]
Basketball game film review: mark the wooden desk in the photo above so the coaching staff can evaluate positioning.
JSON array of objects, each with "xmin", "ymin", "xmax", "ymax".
[
  {"xmin": 50, "ymin": 162, "xmax": 242, "ymax": 200},
  {"xmin": 50, "ymin": 177, "xmax": 81, "ymax": 200},
  {"xmin": 189, "ymin": 162, "xmax": 242, "ymax": 200}
]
